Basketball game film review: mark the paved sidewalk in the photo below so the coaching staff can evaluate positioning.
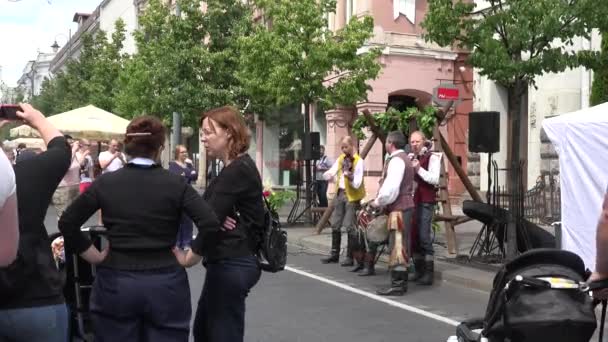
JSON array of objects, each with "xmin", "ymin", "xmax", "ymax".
[{"xmin": 284, "ymin": 210, "xmax": 499, "ymax": 292}]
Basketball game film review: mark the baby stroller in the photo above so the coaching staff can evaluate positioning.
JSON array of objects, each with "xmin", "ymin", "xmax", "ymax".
[
  {"xmin": 49, "ymin": 226, "xmax": 107, "ymax": 342},
  {"xmin": 450, "ymin": 249, "xmax": 608, "ymax": 342}
]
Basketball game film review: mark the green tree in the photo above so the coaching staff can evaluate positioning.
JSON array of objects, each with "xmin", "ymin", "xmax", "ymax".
[
  {"xmin": 423, "ymin": 0, "xmax": 608, "ymax": 259},
  {"xmin": 87, "ymin": 19, "xmax": 128, "ymax": 112},
  {"xmin": 591, "ymin": 32, "xmax": 608, "ymax": 106},
  {"xmin": 237, "ymin": 0, "xmax": 381, "ymax": 123},
  {"xmin": 115, "ymin": 0, "xmax": 252, "ymax": 125},
  {"xmin": 32, "ymin": 20, "xmax": 127, "ymax": 115},
  {"xmin": 237, "ymin": 0, "xmax": 381, "ymax": 214},
  {"xmin": 31, "ymin": 77, "xmax": 60, "ymax": 115}
]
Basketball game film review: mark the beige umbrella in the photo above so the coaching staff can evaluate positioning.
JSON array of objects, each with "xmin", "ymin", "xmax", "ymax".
[
  {"xmin": 4, "ymin": 138, "xmax": 46, "ymax": 151},
  {"xmin": 10, "ymin": 105, "xmax": 130, "ymax": 141}
]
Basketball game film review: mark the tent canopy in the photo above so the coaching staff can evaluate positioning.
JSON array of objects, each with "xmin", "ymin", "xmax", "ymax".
[
  {"xmin": 542, "ymin": 101, "xmax": 608, "ymax": 270},
  {"xmin": 3, "ymin": 138, "xmax": 46, "ymax": 151},
  {"xmin": 10, "ymin": 105, "xmax": 130, "ymax": 141}
]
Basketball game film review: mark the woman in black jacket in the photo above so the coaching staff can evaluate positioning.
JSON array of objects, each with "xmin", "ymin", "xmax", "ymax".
[
  {"xmin": 58, "ymin": 116, "xmax": 221, "ymax": 342},
  {"xmin": 174, "ymin": 106, "xmax": 264, "ymax": 342}
]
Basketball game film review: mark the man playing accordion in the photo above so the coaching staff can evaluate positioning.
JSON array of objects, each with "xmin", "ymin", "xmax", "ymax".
[{"xmin": 371, "ymin": 131, "xmax": 415, "ymax": 296}]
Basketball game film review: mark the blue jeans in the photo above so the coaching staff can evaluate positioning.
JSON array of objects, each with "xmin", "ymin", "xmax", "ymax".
[
  {"xmin": 0, "ymin": 304, "xmax": 69, "ymax": 342},
  {"xmin": 193, "ymin": 256, "xmax": 261, "ymax": 342},
  {"xmin": 416, "ymin": 203, "xmax": 435, "ymax": 258}
]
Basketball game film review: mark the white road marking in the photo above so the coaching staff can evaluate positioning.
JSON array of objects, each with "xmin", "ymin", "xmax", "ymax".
[{"xmin": 285, "ymin": 265, "xmax": 460, "ymax": 327}]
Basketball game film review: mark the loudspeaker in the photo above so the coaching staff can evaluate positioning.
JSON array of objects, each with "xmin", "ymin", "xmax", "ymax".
[
  {"xmin": 469, "ymin": 111, "xmax": 500, "ymax": 153},
  {"xmin": 302, "ymin": 132, "xmax": 321, "ymax": 160}
]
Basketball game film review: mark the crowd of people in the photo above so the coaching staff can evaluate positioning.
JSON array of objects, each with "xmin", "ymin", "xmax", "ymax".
[{"xmin": 0, "ymin": 104, "xmax": 264, "ymax": 342}]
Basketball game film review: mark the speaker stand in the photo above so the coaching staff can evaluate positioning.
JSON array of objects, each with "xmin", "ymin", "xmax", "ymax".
[
  {"xmin": 287, "ymin": 161, "xmax": 318, "ymax": 225},
  {"xmin": 469, "ymin": 153, "xmax": 506, "ymax": 262}
]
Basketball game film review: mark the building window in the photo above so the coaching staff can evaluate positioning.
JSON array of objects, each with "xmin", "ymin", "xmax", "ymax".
[{"xmin": 262, "ymin": 105, "xmax": 305, "ymax": 188}]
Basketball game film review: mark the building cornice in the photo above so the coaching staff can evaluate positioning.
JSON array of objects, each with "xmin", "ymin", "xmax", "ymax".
[{"xmin": 358, "ymin": 44, "xmax": 458, "ymax": 61}]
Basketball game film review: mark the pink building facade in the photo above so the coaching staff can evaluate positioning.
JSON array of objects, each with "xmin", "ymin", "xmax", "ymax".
[
  {"xmin": 322, "ymin": 0, "xmax": 473, "ymax": 198},
  {"xmin": 217, "ymin": 1, "xmax": 473, "ymax": 200}
]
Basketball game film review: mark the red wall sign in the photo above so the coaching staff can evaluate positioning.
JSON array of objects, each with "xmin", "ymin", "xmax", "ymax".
[{"xmin": 436, "ymin": 87, "xmax": 460, "ymax": 100}]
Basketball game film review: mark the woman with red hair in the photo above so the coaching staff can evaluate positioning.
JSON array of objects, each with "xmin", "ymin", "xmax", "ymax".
[{"xmin": 174, "ymin": 106, "xmax": 264, "ymax": 342}]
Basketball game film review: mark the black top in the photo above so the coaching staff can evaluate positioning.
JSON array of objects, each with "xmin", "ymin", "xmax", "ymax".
[
  {"xmin": 201, "ymin": 154, "xmax": 264, "ymax": 263},
  {"xmin": 58, "ymin": 162, "xmax": 221, "ymax": 270},
  {"xmin": 1, "ymin": 136, "xmax": 71, "ymax": 309}
]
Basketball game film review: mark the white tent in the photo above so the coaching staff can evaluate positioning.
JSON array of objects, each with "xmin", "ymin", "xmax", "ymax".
[
  {"xmin": 10, "ymin": 105, "xmax": 129, "ymax": 141},
  {"xmin": 542, "ymin": 102, "xmax": 608, "ymax": 270}
]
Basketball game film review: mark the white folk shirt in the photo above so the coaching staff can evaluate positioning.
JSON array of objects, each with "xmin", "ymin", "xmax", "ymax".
[
  {"xmin": 374, "ymin": 149, "xmax": 407, "ymax": 207},
  {"xmin": 0, "ymin": 151, "xmax": 16, "ymax": 209},
  {"xmin": 416, "ymin": 152, "xmax": 442, "ymax": 186},
  {"xmin": 323, "ymin": 155, "xmax": 364, "ymax": 190}
]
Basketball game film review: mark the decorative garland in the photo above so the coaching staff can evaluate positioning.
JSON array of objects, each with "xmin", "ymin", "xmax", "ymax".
[{"xmin": 351, "ymin": 106, "xmax": 438, "ymax": 140}]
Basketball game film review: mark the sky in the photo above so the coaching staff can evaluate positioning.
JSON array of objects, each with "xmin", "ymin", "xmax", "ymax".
[{"xmin": 0, "ymin": 0, "xmax": 101, "ymax": 87}]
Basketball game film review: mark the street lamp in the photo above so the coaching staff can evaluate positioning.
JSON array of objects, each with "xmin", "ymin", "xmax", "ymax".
[
  {"xmin": 50, "ymin": 41, "xmax": 60, "ymax": 53},
  {"xmin": 51, "ymin": 33, "xmax": 69, "ymax": 53}
]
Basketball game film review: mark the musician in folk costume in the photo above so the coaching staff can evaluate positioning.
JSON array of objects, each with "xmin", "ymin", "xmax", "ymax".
[
  {"xmin": 320, "ymin": 136, "xmax": 366, "ymax": 267},
  {"xmin": 371, "ymin": 131, "xmax": 415, "ymax": 296},
  {"xmin": 409, "ymin": 131, "xmax": 442, "ymax": 286}
]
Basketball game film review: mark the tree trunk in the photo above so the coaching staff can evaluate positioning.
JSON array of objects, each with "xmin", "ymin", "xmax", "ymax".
[{"xmin": 506, "ymin": 81, "xmax": 526, "ymax": 260}]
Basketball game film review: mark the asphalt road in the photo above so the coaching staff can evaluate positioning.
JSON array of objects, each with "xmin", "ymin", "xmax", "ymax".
[{"xmin": 44, "ymin": 208, "xmax": 490, "ymax": 342}]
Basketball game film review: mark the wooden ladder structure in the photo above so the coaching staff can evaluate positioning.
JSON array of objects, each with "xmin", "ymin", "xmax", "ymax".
[{"xmin": 315, "ymin": 102, "xmax": 482, "ymax": 256}]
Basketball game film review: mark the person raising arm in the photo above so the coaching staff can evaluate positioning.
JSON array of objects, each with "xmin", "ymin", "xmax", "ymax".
[{"xmin": 0, "ymin": 144, "xmax": 18, "ymax": 267}]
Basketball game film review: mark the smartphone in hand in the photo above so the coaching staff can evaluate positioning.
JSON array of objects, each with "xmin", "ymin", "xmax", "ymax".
[{"xmin": 0, "ymin": 105, "xmax": 22, "ymax": 120}]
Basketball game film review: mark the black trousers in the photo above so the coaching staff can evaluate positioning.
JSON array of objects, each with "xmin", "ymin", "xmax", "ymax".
[
  {"xmin": 90, "ymin": 266, "xmax": 191, "ymax": 342},
  {"xmin": 193, "ymin": 255, "xmax": 261, "ymax": 342}
]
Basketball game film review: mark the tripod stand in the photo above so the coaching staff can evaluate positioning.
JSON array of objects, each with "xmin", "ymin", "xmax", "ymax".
[
  {"xmin": 468, "ymin": 155, "xmax": 506, "ymax": 262},
  {"xmin": 287, "ymin": 160, "xmax": 319, "ymax": 224},
  {"xmin": 468, "ymin": 159, "xmax": 532, "ymax": 263}
]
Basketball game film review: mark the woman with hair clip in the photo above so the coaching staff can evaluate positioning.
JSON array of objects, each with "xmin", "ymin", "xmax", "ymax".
[
  {"xmin": 173, "ymin": 106, "xmax": 264, "ymax": 342},
  {"xmin": 58, "ymin": 116, "xmax": 221, "ymax": 342},
  {"xmin": 169, "ymin": 144, "xmax": 198, "ymax": 250}
]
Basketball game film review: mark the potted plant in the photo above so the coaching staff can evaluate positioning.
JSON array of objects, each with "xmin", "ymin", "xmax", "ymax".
[{"xmin": 263, "ymin": 180, "xmax": 296, "ymax": 216}]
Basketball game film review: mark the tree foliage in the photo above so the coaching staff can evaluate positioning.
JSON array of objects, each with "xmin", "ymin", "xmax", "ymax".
[
  {"xmin": 115, "ymin": 0, "xmax": 253, "ymax": 126},
  {"xmin": 351, "ymin": 106, "xmax": 438, "ymax": 141},
  {"xmin": 423, "ymin": 0, "xmax": 607, "ymax": 93},
  {"xmin": 422, "ymin": 0, "xmax": 608, "ymax": 258},
  {"xmin": 237, "ymin": 0, "xmax": 382, "ymax": 121},
  {"xmin": 31, "ymin": 20, "xmax": 127, "ymax": 115},
  {"xmin": 591, "ymin": 32, "xmax": 608, "ymax": 106}
]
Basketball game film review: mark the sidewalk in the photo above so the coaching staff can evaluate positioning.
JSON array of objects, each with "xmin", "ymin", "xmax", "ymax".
[{"xmin": 284, "ymin": 207, "xmax": 499, "ymax": 292}]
